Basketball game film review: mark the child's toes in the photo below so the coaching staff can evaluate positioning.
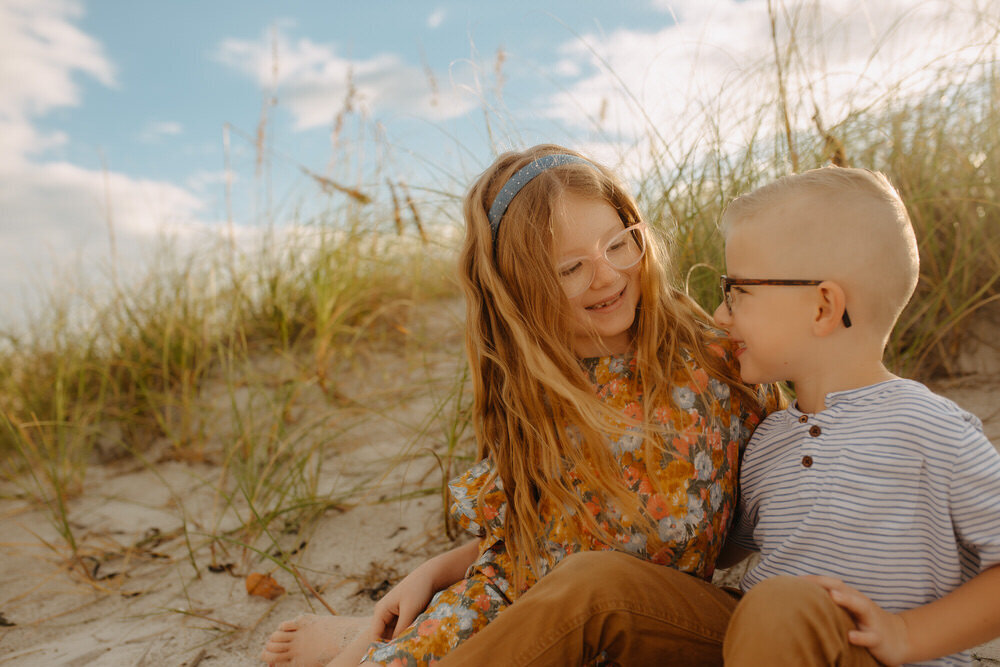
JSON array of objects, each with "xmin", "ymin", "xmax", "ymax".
[
  {"xmin": 267, "ymin": 630, "xmax": 295, "ymax": 645},
  {"xmin": 261, "ymin": 638, "xmax": 293, "ymax": 664},
  {"xmin": 264, "ymin": 639, "xmax": 290, "ymax": 652},
  {"xmin": 260, "ymin": 645, "xmax": 292, "ymax": 663}
]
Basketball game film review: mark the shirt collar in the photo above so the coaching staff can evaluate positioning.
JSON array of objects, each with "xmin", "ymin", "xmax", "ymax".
[{"xmin": 788, "ymin": 378, "xmax": 914, "ymax": 416}]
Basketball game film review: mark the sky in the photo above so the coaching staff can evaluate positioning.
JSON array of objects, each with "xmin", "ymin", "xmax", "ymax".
[{"xmin": 1, "ymin": 0, "xmax": 997, "ymax": 331}]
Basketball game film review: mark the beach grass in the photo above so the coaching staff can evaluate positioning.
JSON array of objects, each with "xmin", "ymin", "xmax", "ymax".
[
  {"xmin": 1, "ymin": 15, "xmax": 998, "ymax": 591},
  {"xmin": 643, "ymin": 49, "xmax": 999, "ymax": 380},
  {"xmin": 0, "ymin": 221, "xmax": 461, "ymax": 568}
]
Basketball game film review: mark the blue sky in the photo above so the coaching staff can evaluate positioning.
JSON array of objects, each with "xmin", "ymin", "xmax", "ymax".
[
  {"xmin": 42, "ymin": 2, "xmax": 670, "ymax": 184},
  {"xmin": 1, "ymin": 0, "xmax": 996, "ymax": 329}
]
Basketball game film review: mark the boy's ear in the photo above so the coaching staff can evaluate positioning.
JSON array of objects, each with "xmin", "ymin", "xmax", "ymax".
[{"xmin": 812, "ymin": 281, "xmax": 848, "ymax": 336}]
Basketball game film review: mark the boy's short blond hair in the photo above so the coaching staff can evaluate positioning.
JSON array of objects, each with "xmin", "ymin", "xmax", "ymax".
[{"xmin": 721, "ymin": 166, "xmax": 919, "ymax": 342}]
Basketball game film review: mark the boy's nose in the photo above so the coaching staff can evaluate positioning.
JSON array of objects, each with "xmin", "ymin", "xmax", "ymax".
[{"xmin": 712, "ymin": 302, "xmax": 731, "ymax": 327}]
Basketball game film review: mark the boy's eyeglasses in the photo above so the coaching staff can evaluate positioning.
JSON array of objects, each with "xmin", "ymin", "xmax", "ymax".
[
  {"xmin": 556, "ymin": 223, "xmax": 647, "ymax": 298},
  {"xmin": 719, "ymin": 275, "xmax": 852, "ymax": 328}
]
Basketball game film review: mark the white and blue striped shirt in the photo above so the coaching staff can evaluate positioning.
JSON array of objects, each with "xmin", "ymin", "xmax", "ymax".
[{"xmin": 730, "ymin": 379, "xmax": 1000, "ymax": 667}]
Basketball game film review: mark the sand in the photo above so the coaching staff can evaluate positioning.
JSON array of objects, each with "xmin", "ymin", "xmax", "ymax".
[{"xmin": 1, "ymin": 302, "xmax": 998, "ymax": 666}]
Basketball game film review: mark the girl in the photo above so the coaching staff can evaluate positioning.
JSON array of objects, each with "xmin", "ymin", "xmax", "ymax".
[{"xmin": 261, "ymin": 145, "xmax": 776, "ymax": 666}]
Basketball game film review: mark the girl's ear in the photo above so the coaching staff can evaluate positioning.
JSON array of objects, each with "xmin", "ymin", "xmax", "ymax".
[{"xmin": 812, "ymin": 281, "xmax": 848, "ymax": 336}]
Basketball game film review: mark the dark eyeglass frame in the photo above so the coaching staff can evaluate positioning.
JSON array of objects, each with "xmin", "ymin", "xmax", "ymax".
[{"xmin": 719, "ymin": 275, "xmax": 852, "ymax": 328}]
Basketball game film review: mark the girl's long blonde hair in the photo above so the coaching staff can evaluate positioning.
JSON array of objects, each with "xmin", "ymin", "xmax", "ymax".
[{"xmin": 459, "ymin": 144, "xmax": 761, "ymax": 586}]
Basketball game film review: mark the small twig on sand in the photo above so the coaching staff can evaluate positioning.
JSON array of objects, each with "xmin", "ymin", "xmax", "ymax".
[{"xmin": 288, "ymin": 565, "xmax": 338, "ymax": 616}]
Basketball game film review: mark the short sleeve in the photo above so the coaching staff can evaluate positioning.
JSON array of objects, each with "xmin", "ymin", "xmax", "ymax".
[
  {"xmin": 448, "ymin": 457, "xmax": 507, "ymax": 541},
  {"xmin": 949, "ymin": 414, "xmax": 1000, "ymax": 571}
]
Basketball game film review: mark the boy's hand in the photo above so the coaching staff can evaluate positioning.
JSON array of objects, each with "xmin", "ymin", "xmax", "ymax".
[
  {"xmin": 801, "ymin": 575, "xmax": 910, "ymax": 667},
  {"xmin": 371, "ymin": 567, "xmax": 438, "ymax": 640}
]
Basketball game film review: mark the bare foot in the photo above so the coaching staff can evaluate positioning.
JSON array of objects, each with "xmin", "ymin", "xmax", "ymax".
[{"xmin": 261, "ymin": 614, "xmax": 369, "ymax": 666}]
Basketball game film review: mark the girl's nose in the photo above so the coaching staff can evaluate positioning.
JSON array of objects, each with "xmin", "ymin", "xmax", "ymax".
[{"xmin": 590, "ymin": 257, "xmax": 620, "ymax": 289}]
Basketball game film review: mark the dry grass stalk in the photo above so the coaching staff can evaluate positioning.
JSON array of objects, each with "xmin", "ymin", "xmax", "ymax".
[
  {"xmin": 300, "ymin": 167, "xmax": 372, "ymax": 204},
  {"xmin": 494, "ymin": 47, "xmax": 507, "ymax": 102},
  {"xmin": 768, "ymin": 0, "xmax": 798, "ymax": 172},
  {"xmin": 387, "ymin": 179, "xmax": 405, "ymax": 236},
  {"xmin": 302, "ymin": 167, "xmax": 372, "ymax": 204},
  {"xmin": 811, "ymin": 109, "xmax": 848, "ymax": 167},
  {"xmin": 400, "ymin": 181, "xmax": 428, "ymax": 245},
  {"xmin": 421, "ymin": 47, "xmax": 440, "ymax": 107}
]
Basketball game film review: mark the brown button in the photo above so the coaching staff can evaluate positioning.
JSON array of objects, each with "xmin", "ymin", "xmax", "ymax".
[
  {"xmin": 802, "ymin": 456, "xmax": 814, "ymax": 467},
  {"xmin": 809, "ymin": 425, "xmax": 821, "ymax": 437},
  {"xmin": 798, "ymin": 415, "xmax": 808, "ymax": 423}
]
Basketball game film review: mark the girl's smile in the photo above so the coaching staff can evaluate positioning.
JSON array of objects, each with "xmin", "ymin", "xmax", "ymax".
[{"xmin": 585, "ymin": 286, "xmax": 628, "ymax": 312}]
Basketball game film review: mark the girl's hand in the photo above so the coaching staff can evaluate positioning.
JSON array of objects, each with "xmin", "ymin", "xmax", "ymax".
[
  {"xmin": 370, "ymin": 540, "xmax": 478, "ymax": 641},
  {"xmin": 370, "ymin": 566, "xmax": 438, "ymax": 640},
  {"xmin": 801, "ymin": 575, "xmax": 910, "ymax": 667}
]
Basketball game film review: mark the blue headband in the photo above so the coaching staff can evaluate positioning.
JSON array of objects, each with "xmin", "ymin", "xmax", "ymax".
[{"xmin": 487, "ymin": 154, "xmax": 593, "ymax": 246}]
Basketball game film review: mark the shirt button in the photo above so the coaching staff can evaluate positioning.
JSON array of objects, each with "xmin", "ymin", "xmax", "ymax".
[
  {"xmin": 802, "ymin": 456, "xmax": 814, "ymax": 467},
  {"xmin": 809, "ymin": 425, "xmax": 821, "ymax": 437},
  {"xmin": 798, "ymin": 415, "xmax": 808, "ymax": 423}
]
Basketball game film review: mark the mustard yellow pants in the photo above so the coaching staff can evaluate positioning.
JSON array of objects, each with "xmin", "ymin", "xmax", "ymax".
[{"xmin": 437, "ymin": 551, "xmax": 879, "ymax": 666}]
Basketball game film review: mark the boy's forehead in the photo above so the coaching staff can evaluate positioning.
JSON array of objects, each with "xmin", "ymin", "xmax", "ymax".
[
  {"xmin": 724, "ymin": 224, "xmax": 776, "ymax": 273},
  {"xmin": 726, "ymin": 200, "xmax": 823, "ymax": 275}
]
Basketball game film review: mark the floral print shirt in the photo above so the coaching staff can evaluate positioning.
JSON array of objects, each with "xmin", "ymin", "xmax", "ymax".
[
  {"xmin": 449, "ymin": 346, "xmax": 773, "ymax": 600},
  {"xmin": 362, "ymin": 345, "xmax": 775, "ymax": 665}
]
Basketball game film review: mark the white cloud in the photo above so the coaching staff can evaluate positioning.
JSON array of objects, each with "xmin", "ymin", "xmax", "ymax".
[
  {"xmin": 427, "ymin": 8, "xmax": 446, "ymax": 29},
  {"xmin": 0, "ymin": 0, "xmax": 116, "ymax": 123},
  {"xmin": 0, "ymin": 0, "xmax": 212, "ymax": 330},
  {"xmin": 0, "ymin": 118, "xmax": 68, "ymax": 163},
  {"xmin": 0, "ymin": 157, "xmax": 214, "ymax": 326},
  {"xmin": 0, "ymin": 0, "xmax": 114, "ymax": 166},
  {"xmin": 215, "ymin": 28, "xmax": 477, "ymax": 129},
  {"xmin": 546, "ymin": 0, "xmax": 999, "ymax": 166}
]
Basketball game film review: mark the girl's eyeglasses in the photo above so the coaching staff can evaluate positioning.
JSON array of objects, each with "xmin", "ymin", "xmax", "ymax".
[
  {"xmin": 719, "ymin": 275, "xmax": 852, "ymax": 328},
  {"xmin": 556, "ymin": 223, "xmax": 647, "ymax": 298}
]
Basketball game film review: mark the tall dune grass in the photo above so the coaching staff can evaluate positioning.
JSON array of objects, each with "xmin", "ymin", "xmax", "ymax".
[
  {"xmin": 0, "ymin": 220, "xmax": 458, "ymax": 567},
  {"xmin": 1, "ymin": 9, "xmax": 998, "ymax": 584},
  {"xmin": 641, "ymin": 58, "xmax": 999, "ymax": 379}
]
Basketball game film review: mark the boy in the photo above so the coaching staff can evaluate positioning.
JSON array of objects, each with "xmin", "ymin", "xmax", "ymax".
[{"xmin": 712, "ymin": 166, "xmax": 1000, "ymax": 666}]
